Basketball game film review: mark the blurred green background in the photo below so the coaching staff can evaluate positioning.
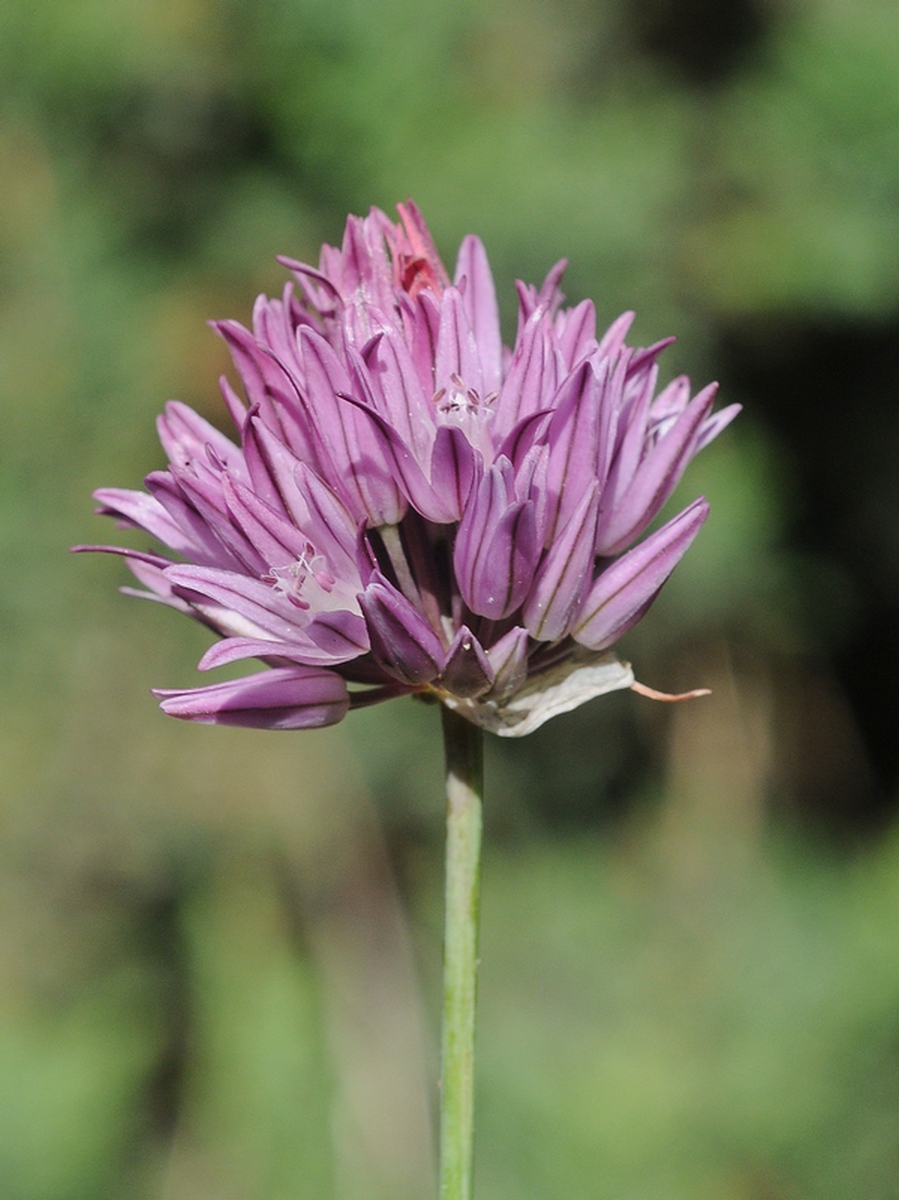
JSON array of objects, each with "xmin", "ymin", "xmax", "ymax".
[{"xmin": 3, "ymin": 0, "xmax": 899, "ymax": 1197}]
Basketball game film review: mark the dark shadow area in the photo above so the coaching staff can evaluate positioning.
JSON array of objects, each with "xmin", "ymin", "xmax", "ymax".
[
  {"xmin": 721, "ymin": 318, "xmax": 899, "ymax": 820},
  {"xmin": 626, "ymin": 0, "xmax": 773, "ymax": 86}
]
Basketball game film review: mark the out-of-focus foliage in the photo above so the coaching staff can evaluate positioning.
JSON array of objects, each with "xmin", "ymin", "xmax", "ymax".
[{"xmin": 2, "ymin": 0, "xmax": 899, "ymax": 1197}]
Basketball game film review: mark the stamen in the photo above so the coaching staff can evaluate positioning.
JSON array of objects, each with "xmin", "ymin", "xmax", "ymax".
[
  {"xmin": 266, "ymin": 541, "xmax": 323, "ymax": 607},
  {"xmin": 434, "ymin": 377, "xmax": 495, "ymax": 455},
  {"xmin": 265, "ymin": 539, "xmax": 364, "ymax": 621}
]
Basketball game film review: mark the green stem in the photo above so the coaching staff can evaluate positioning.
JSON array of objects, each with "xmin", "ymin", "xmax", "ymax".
[{"xmin": 439, "ymin": 705, "xmax": 484, "ymax": 1200}]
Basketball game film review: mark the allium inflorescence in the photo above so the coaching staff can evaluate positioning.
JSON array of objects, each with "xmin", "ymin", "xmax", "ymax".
[{"xmin": 80, "ymin": 202, "xmax": 739, "ymax": 735}]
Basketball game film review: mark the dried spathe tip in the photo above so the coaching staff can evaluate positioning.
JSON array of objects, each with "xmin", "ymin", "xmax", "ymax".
[{"xmin": 631, "ymin": 681, "xmax": 713, "ymax": 702}]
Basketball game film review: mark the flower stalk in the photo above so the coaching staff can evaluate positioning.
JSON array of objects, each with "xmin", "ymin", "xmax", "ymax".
[{"xmin": 439, "ymin": 704, "xmax": 484, "ymax": 1200}]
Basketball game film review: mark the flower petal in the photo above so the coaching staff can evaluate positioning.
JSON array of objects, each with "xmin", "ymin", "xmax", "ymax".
[
  {"xmin": 157, "ymin": 400, "xmax": 243, "ymax": 474},
  {"xmin": 215, "ymin": 320, "xmax": 317, "ymax": 464},
  {"xmin": 696, "ymin": 402, "xmax": 742, "ymax": 452},
  {"xmin": 93, "ymin": 487, "xmax": 200, "ymax": 558},
  {"xmin": 396, "ymin": 200, "xmax": 452, "ymax": 293},
  {"xmin": 154, "ymin": 667, "xmax": 349, "ymax": 729},
  {"xmin": 299, "ymin": 327, "xmax": 405, "ymax": 525},
  {"xmin": 484, "ymin": 625, "xmax": 530, "ymax": 703},
  {"xmin": 305, "ymin": 609, "xmax": 371, "ymax": 659},
  {"xmin": 222, "ymin": 475, "xmax": 310, "ymax": 568},
  {"xmin": 543, "ymin": 359, "xmax": 604, "ymax": 545},
  {"xmin": 167, "ymin": 468, "xmax": 268, "ymax": 576},
  {"xmin": 523, "ymin": 484, "xmax": 600, "ymax": 642},
  {"xmin": 362, "ymin": 326, "xmax": 435, "ymax": 461},
  {"xmin": 494, "ymin": 312, "xmax": 559, "ymax": 439},
  {"xmin": 164, "ymin": 565, "xmax": 308, "ymax": 641},
  {"xmin": 198, "ymin": 636, "xmax": 348, "ymax": 670},
  {"xmin": 575, "ymin": 497, "xmax": 710, "ymax": 651},
  {"xmin": 293, "ymin": 462, "xmax": 362, "ymax": 580},
  {"xmin": 454, "ymin": 235, "xmax": 502, "ymax": 397},
  {"xmin": 401, "ymin": 288, "xmax": 441, "ymax": 397},
  {"xmin": 145, "ymin": 472, "xmax": 257, "ymax": 572},
  {"xmin": 596, "ymin": 310, "xmax": 636, "ymax": 357},
  {"xmin": 429, "ymin": 425, "xmax": 479, "ymax": 520},
  {"xmin": 556, "ymin": 299, "xmax": 597, "ymax": 369},
  {"xmin": 435, "ymin": 286, "xmax": 483, "ymax": 399},
  {"xmin": 337, "ymin": 394, "xmax": 458, "ymax": 523},
  {"xmin": 454, "ymin": 463, "xmax": 540, "ymax": 620},
  {"xmin": 240, "ymin": 415, "xmax": 292, "ymax": 518},
  {"xmin": 596, "ymin": 384, "xmax": 716, "ymax": 556}
]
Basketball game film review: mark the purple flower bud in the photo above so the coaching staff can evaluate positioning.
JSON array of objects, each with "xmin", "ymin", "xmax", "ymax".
[
  {"xmin": 359, "ymin": 572, "xmax": 445, "ymax": 686},
  {"xmin": 454, "ymin": 461, "xmax": 540, "ymax": 620},
  {"xmin": 441, "ymin": 626, "xmax": 494, "ymax": 699}
]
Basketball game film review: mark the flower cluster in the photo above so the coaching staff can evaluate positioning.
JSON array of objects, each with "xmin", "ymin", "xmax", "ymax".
[{"xmin": 81, "ymin": 202, "xmax": 738, "ymax": 736}]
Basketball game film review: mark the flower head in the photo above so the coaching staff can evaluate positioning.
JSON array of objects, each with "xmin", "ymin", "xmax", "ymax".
[{"xmin": 79, "ymin": 202, "xmax": 739, "ymax": 736}]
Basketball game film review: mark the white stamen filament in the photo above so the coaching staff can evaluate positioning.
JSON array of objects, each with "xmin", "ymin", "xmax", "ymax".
[
  {"xmin": 266, "ymin": 543, "xmax": 360, "ymax": 617},
  {"xmin": 434, "ymin": 375, "xmax": 497, "ymax": 456}
]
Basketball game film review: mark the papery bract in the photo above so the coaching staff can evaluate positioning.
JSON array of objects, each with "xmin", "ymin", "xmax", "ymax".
[{"xmin": 77, "ymin": 201, "xmax": 739, "ymax": 735}]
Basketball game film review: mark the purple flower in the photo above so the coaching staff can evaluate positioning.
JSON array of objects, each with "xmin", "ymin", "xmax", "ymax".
[{"xmin": 78, "ymin": 202, "xmax": 739, "ymax": 736}]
